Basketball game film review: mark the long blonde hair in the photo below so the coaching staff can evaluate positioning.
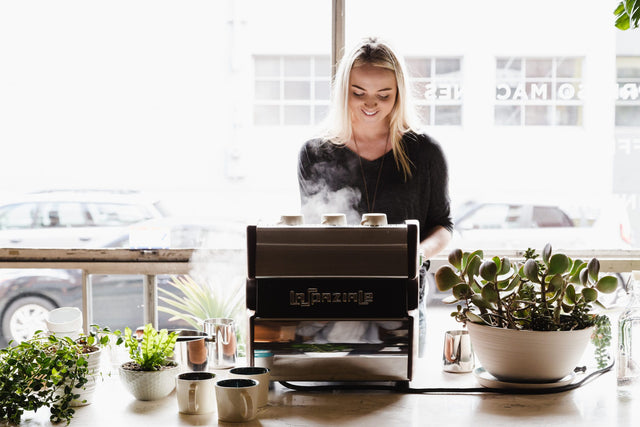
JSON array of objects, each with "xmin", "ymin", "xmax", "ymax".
[{"xmin": 322, "ymin": 37, "xmax": 419, "ymax": 179}]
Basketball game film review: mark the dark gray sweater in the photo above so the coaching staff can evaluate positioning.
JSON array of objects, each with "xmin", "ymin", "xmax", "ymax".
[{"xmin": 298, "ymin": 131, "xmax": 453, "ymax": 242}]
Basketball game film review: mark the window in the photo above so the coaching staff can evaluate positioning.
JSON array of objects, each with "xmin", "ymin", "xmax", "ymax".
[
  {"xmin": 253, "ymin": 55, "xmax": 331, "ymax": 126},
  {"xmin": 406, "ymin": 57, "xmax": 463, "ymax": 126},
  {"xmin": 616, "ymin": 56, "xmax": 640, "ymax": 127},
  {"xmin": 0, "ymin": 204, "xmax": 38, "ymax": 229},
  {"xmin": 495, "ymin": 57, "xmax": 584, "ymax": 126}
]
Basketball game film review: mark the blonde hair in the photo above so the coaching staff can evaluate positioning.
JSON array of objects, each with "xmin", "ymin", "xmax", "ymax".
[{"xmin": 322, "ymin": 37, "xmax": 419, "ymax": 179}]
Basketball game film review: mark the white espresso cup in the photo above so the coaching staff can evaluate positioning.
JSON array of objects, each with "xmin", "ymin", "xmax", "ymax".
[
  {"xmin": 215, "ymin": 378, "xmax": 260, "ymax": 422},
  {"xmin": 278, "ymin": 214, "xmax": 304, "ymax": 226},
  {"xmin": 321, "ymin": 213, "xmax": 347, "ymax": 226},
  {"xmin": 228, "ymin": 366, "xmax": 270, "ymax": 407},
  {"xmin": 360, "ymin": 213, "xmax": 388, "ymax": 226},
  {"xmin": 176, "ymin": 371, "xmax": 217, "ymax": 415}
]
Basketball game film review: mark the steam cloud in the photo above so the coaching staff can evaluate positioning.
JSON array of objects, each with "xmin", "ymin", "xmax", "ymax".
[{"xmin": 299, "ymin": 155, "xmax": 363, "ymax": 225}]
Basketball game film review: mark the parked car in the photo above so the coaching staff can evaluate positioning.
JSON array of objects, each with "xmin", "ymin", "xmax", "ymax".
[
  {"xmin": 448, "ymin": 200, "xmax": 632, "ymax": 251},
  {"xmin": 426, "ymin": 199, "xmax": 632, "ymax": 305},
  {"xmin": 0, "ymin": 190, "xmax": 168, "ymax": 248}
]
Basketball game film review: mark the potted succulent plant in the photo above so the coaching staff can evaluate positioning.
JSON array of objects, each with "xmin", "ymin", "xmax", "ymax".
[
  {"xmin": 0, "ymin": 325, "xmax": 122, "ymax": 425},
  {"xmin": 435, "ymin": 243, "xmax": 618, "ymax": 382},
  {"xmin": 119, "ymin": 323, "xmax": 179, "ymax": 401}
]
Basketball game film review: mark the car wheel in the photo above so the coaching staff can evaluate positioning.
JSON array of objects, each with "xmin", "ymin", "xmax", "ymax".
[{"xmin": 1, "ymin": 296, "xmax": 57, "ymax": 344}]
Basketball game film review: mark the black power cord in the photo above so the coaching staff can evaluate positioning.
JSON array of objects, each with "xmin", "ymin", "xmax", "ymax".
[{"xmin": 279, "ymin": 362, "xmax": 614, "ymax": 395}]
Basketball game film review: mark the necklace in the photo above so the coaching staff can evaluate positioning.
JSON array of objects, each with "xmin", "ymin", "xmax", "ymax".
[{"xmin": 353, "ymin": 133, "xmax": 390, "ymax": 213}]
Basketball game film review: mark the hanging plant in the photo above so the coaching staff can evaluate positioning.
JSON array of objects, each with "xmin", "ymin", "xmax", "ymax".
[{"xmin": 614, "ymin": 0, "xmax": 640, "ymax": 30}]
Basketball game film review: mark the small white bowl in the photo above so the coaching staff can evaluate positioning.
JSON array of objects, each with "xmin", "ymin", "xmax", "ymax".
[{"xmin": 45, "ymin": 307, "xmax": 83, "ymax": 333}]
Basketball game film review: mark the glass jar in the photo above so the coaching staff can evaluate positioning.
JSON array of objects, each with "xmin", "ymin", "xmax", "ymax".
[{"xmin": 617, "ymin": 270, "xmax": 640, "ymax": 396}]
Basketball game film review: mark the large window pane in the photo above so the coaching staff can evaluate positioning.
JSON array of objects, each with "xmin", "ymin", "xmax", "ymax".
[{"xmin": 495, "ymin": 56, "xmax": 584, "ymax": 127}]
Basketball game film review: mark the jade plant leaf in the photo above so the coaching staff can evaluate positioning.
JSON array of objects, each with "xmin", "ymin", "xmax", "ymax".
[
  {"xmin": 588, "ymin": 258, "xmax": 600, "ymax": 282},
  {"xmin": 448, "ymin": 249, "xmax": 463, "ymax": 270},
  {"xmin": 503, "ymin": 275, "xmax": 521, "ymax": 292},
  {"xmin": 523, "ymin": 259, "xmax": 540, "ymax": 283},
  {"xmin": 582, "ymin": 287, "xmax": 598, "ymax": 302},
  {"xmin": 579, "ymin": 267, "xmax": 589, "ymax": 286},
  {"xmin": 466, "ymin": 252, "xmax": 483, "ymax": 275},
  {"xmin": 569, "ymin": 258, "xmax": 584, "ymax": 275},
  {"xmin": 548, "ymin": 274, "xmax": 565, "ymax": 292},
  {"xmin": 499, "ymin": 257, "xmax": 511, "ymax": 275},
  {"xmin": 542, "ymin": 243, "xmax": 552, "ymax": 266},
  {"xmin": 481, "ymin": 284, "xmax": 499, "ymax": 304},
  {"xmin": 435, "ymin": 266, "xmax": 462, "ymax": 291},
  {"xmin": 480, "ymin": 260, "xmax": 498, "ymax": 281},
  {"xmin": 466, "ymin": 311, "xmax": 487, "ymax": 324},
  {"xmin": 453, "ymin": 283, "xmax": 472, "ymax": 300},
  {"xmin": 596, "ymin": 276, "xmax": 619, "ymax": 294},
  {"xmin": 565, "ymin": 284, "xmax": 577, "ymax": 304},
  {"xmin": 548, "ymin": 253, "xmax": 570, "ymax": 275}
]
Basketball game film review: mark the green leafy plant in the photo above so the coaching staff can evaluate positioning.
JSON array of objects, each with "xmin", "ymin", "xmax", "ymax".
[
  {"xmin": 0, "ymin": 325, "xmax": 122, "ymax": 425},
  {"xmin": 615, "ymin": 0, "xmax": 640, "ymax": 30},
  {"xmin": 122, "ymin": 323, "xmax": 178, "ymax": 371},
  {"xmin": 592, "ymin": 315, "xmax": 612, "ymax": 369},
  {"xmin": 435, "ymin": 243, "xmax": 618, "ymax": 331}
]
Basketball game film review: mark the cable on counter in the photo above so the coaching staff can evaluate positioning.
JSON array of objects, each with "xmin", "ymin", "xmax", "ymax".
[{"xmin": 278, "ymin": 362, "xmax": 614, "ymax": 395}]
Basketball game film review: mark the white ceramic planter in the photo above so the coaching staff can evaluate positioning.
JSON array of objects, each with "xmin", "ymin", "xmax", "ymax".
[
  {"xmin": 466, "ymin": 322, "xmax": 593, "ymax": 382},
  {"xmin": 70, "ymin": 347, "xmax": 102, "ymax": 406},
  {"xmin": 119, "ymin": 363, "xmax": 179, "ymax": 401}
]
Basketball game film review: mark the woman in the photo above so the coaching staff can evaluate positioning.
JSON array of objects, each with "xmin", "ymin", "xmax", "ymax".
[
  {"xmin": 297, "ymin": 37, "xmax": 453, "ymax": 355},
  {"xmin": 298, "ymin": 37, "xmax": 452, "ymax": 257}
]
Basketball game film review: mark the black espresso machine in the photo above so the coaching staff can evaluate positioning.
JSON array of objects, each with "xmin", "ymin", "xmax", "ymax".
[{"xmin": 246, "ymin": 220, "xmax": 420, "ymax": 382}]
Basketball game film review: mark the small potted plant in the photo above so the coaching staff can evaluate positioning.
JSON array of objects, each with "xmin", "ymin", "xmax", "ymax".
[
  {"xmin": 119, "ymin": 323, "xmax": 179, "ymax": 401},
  {"xmin": 435, "ymin": 243, "xmax": 618, "ymax": 382},
  {"xmin": 0, "ymin": 325, "xmax": 122, "ymax": 425}
]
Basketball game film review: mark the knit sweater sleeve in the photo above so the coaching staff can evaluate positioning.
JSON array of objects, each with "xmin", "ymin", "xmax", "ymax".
[{"xmin": 423, "ymin": 137, "xmax": 453, "ymax": 237}]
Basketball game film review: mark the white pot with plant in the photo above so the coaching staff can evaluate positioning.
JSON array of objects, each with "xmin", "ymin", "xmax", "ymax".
[
  {"xmin": 0, "ymin": 325, "xmax": 123, "ymax": 424},
  {"xmin": 119, "ymin": 324, "xmax": 179, "ymax": 401},
  {"xmin": 435, "ymin": 243, "xmax": 618, "ymax": 383}
]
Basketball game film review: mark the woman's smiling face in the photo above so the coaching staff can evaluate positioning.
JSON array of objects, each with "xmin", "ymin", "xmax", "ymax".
[{"xmin": 348, "ymin": 63, "xmax": 397, "ymax": 128}]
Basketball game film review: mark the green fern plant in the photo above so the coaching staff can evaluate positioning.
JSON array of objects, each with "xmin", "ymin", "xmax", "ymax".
[{"xmin": 123, "ymin": 324, "xmax": 177, "ymax": 371}]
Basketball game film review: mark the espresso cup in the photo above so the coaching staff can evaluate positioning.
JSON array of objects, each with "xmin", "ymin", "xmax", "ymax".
[
  {"xmin": 442, "ymin": 330, "xmax": 475, "ymax": 373},
  {"xmin": 321, "ymin": 213, "xmax": 347, "ymax": 226},
  {"xmin": 215, "ymin": 378, "xmax": 259, "ymax": 422},
  {"xmin": 228, "ymin": 366, "xmax": 270, "ymax": 407},
  {"xmin": 278, "ymin": 214, "xmax": 304, "ymax": 225},
  {"xmin": 176, "ymin": 371, "xmax": 217, "ymax": 415},
  {"xmin": 360, "ymin": 213, "xmax": 388, "ymax": 226}
]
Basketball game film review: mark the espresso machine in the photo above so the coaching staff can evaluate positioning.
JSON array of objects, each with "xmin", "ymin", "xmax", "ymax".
[{"xmin": 246, "ymin": 219, "xmax": 420, "ymax": 382}]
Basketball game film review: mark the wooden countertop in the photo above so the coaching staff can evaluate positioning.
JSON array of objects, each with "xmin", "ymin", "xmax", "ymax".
[{"xmin": 13, "ymin": 306, "xmax": 639, "ymax": 426}]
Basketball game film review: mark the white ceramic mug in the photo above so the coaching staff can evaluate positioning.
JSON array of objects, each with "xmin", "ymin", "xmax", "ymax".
[
  {"xmin": 46, "ymin": 307, "xmax": 83, "ymax": 340},
  {"xmin": 360, "ymin": 213, "xmax": 388, "ymax": 226},
  {"xmin": 176, "ymin": 371, "xmax": 217, "ymax": 415},
  {"xmin": 278, "ymin": 214, "xmax": 304, "ymax": 225},
  {"xmin": 228, "ymin": 366, "xmax": 270, "ymax": 407},
  {"xmin": 321, "ymin": 213, "xmax": 347, "ymax": 226},
  {"xmin": 215, "ymin": 378, "xmax": 259, "ymax": 422}
]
